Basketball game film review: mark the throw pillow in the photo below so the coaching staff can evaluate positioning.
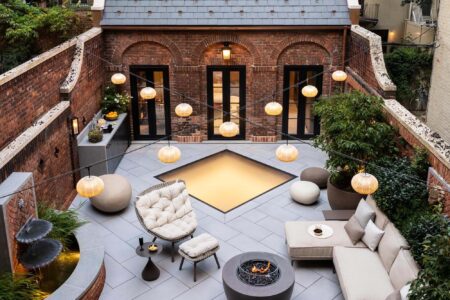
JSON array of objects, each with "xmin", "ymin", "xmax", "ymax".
[
  {"xmin": 344, "ymin": 215, "xmax": 365, "ymax": 244},
  {"xmin": 354, "ymin": 198, "xmax": 375, "ymax": 228},
  {"xmin": 362, "ymin": 220, "xmax": 385, "ymax": 251},
  {"xmin": 385, "ymin": 290, "xmax": 401, "ymax": 300},
  {"xmin": 400, "ymin": 284, "xmax": 411, "ymax": 300}
]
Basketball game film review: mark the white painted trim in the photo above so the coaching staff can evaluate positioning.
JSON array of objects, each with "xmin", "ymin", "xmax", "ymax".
[
  {"xmin": 91, "ymin": 0, "xmax": 105, "ymax": 11},
  {"xmin": 0, "ymin": 102, "xmax": 70, "ymax": 170},
  {"xmin": 347, "ymin": 0, "xmax": 361, "ymax": 9},
  {"xmin": 351, "ymin": 25, "xmax": 397, "ymax": 92}
]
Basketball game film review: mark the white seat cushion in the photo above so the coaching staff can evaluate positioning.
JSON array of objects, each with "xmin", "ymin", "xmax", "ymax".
[
  {"xmin": 179, "ymin": 233, "xmax": 219, "ymax": 258},
  {"xmin": 285, "ymin": 221, "xmax": 366, "ymax": 260},
  {"xmin": 333, "ymin": 246, "xmax": 395, "ymax": 300},
  {"xmin": 136, "ymin": 182, "xmax": 197, "ymax": 240}
]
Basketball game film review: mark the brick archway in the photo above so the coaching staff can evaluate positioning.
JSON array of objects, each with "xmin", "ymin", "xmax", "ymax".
[
  {"xmin": 270, "ymin": 36, "xmax": 332, "ymax": 66},
  {"xmin": 193, "ymin": 35, "xmax": 262, "ymax": 66},
  {"xmin": 113, "ymin": 35, "xmax": 183, "ymax": 66}
]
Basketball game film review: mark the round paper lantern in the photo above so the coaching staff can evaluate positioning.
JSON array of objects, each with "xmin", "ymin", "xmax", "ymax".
[
  {"xmin": 219, "ymin": 122, "xmax": 239, "ymax": 138},
  {"xmin": 158, "ymin": 145, "xmax": 181, "ymax": 163},
  {"xmin": 140, "ymin": 87, "xmax": 157, "ymax": 100},
  {"xmin": 301, "ymin": 85, "xmax": 318, "ymax": 98},
  {"xmin": 351, "ymin": 172, "xmax": 379, "ymax": 195},
  {"xmin": 76, "ymin": 176, "xmax": 104, "ymax": 198},
  {"xmin": 175, "ymin": 103, "xmax": 193, "ymax": 117},
  {"xmin": 111, "ymin": 73, "xmax": 126, "ymax": 85},
  {"xmin": 276, "ymin": 144, "xmax": 298, "ymax": 162},
  {"xmin": 264, "ymin": 102, "xmax": 283, "ymax": 116},
  {"xmin": 332, "ymin": 70, "xmax": 348, "ymax": 82}
]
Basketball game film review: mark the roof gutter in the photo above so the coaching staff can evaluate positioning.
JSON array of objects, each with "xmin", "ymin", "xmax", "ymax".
[{"xmin": 100, "ymin": 25, "xmax": 350, "ymax": 31}]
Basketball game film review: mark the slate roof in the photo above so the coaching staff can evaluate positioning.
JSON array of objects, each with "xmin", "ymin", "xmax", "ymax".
[{"xmin": 101, "ymin": 0, "xmax": 351, "ymax": 26}]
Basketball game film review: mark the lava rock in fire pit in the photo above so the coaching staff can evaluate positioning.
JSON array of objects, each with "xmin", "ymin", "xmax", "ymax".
[{"xmin": 223, "ymin": 252, "xmax": 294, "ymax": 300}]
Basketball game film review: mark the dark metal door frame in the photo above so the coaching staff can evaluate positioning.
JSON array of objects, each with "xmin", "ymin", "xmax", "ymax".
[
  {"xmin": 206, "ymin": 66, "xmax": 246, "ymax": 140},
  {"xmin": 130, "ymin": 65, "xmax": 171, "ymax": 140},
  {"xmin": 282, "ymin": 65, "xmax": 323, "ymax": 139}
]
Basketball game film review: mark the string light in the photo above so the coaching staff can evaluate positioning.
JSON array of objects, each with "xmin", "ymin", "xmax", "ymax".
[
  {"xmin": 351, "ymin": 172, "xmax": 379, "ymax": 195},
  {"xmin": 158, "ymin": 145, "xmax": 181, "ymax": 163},
  {"xmin": 332, "ymin": 70, "xmax": 348, "ymax": 82},
  {"xmin": 219, "ymin": 122, "xmax": 239, "ymax": 137},
  {"xmin": 264, "ymin": 102, "xmax": 283, "ymax": 116},
  {"xmin": 301, "ymin": 85, "xmax": 318, "ymax": 98},
  {"xmin": 175, "ymin": 103, "xmax": 193, "ymax": 117},
  {"xmin": 111, "ymin": 73, "xmax": 126, "ymax": 85},
  {"xmin": 140, "ymin": 87, "xmax": 157, "ymax": 100},
  {"xmin": 76, "ymin": 168, "xmax": 104, "ymax": 198},
  {"xmin": 276, "ymin": 143, "xmax": 298, "ymax": 162}
]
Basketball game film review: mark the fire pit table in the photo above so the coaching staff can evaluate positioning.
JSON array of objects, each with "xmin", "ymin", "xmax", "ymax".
[{"xmin": 222, "ymin": 252, "xmax": 294, "ymax": 300}]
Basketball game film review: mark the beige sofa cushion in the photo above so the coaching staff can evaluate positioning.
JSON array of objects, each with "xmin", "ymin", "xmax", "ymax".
[
  {"xmin": 367, "ymin": 195, "xmax": 390, "ymax": 229},
  {"xmin": 285, "ymin": 221, "xmax": 365, "ymax": 260},
  {"xmin": 136, "ymin": 182, "xmax": 197, "ymax": 240},
  {"xmin": 378, "ymin": 223, "xmax": 410, "ymax": 271},
  {"xmin": 389, "ymin": 249, "xmax": 419, "ymax": 290},
  {"xmin": 333, "ymin": 246, "xmax": 395, "ymax": 300},
  {"xmin": 362, "ymin": 220, "xmax": 385, "ymax": 251}
]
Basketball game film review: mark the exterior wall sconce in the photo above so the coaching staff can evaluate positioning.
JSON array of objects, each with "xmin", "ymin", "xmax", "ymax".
[
  {"xmin": 71, "ymin": 117, "xmax": 80, "ymax": 136},
  {"xmin": 222, "ymin": 42, "xmax": 231, "ymax": 61}
]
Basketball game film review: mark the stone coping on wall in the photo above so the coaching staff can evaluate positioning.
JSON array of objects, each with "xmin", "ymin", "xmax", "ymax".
[
  {"xmin": 384, "ymin": 99, "xmax": 450, "ymax": 168},
  {"xmin": 47, "ymin": 221, "xmax": 105, "ymax": 300},
  {"xmin": 351, "ymin": 25, "xmax": 397, "ymax": 93},
  {"xmin": 0, "ymin": 102, "xmax": 70, "ymax": 170},
  {"xmin": 60, "ymin": 28, "xmax": 103, "ymax": 94}
]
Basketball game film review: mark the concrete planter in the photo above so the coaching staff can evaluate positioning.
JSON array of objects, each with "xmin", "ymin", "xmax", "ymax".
[
  {"xmin": 47, "ymin": 223, "xmax": 105, "ymax": 300},
  {"xmin": 327, "ymin": 178, "xmax": 362, "ymax": 210}
]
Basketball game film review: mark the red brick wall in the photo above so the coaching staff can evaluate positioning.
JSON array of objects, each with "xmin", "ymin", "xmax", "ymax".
[
  {"xmin": 0, "ymin": 46, "xmax": 75, "ymax": 150},
  {"xmin": 5, "ymin": 177, "xmax": 37, "ymax": 273},
  {"xmin": 80, "ymin": 263, "xmax": 106, "ymax": 300},
  {"xmin": 103, "ymin": 29, "xmax": 345, "ymax": 139}
]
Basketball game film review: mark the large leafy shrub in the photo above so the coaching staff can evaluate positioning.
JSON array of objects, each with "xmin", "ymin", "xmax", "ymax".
[
  {"xmin": 385, "ymin": 47, "xmax": 433, "ymax": 111},
  {"xmin": 0, "ymin": 0, "xmax": 79, "ymax": 72},
  {"xmin": 314, "ymin": 91, "xmax": 397, "ymax": 189},
  {"xmin": 38, "ymin": 204, "xmax": 86, "ymax": 249},
  {"xmin": 409, "ymin": 230, "xmax": 450, "ymax": 300}
]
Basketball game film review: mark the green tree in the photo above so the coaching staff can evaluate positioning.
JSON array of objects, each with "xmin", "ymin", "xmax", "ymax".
[{"xmin": 313, "ymin": 91, "xmax": 397, "ymax": 189}]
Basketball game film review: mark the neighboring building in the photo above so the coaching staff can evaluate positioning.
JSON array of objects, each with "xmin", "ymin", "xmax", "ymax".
[
  {"xmin": 427, "ymin": 0, "xmax": 450, "ymax": 143},
  {"xmin": 98, "ymin": 0, "xmax": 354, "ymax": 141},
  {"xmin": 360, "ymin": 0, "xmax": 439, "ymax": 46}
]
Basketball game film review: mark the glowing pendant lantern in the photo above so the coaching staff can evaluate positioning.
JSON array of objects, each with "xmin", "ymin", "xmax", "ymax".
[
  {"xmin": 301, "ymin": 85, "xmax": 318, "ymax": 98},
  {"xmin": 111, "ymin": 73, "xmax": 126, "ymax": 85},
  {"xmin": 76, "ymin": 175, "xmax": 104, "ymax": 198},
  {"xmin": 351, "ymin": 172, "xmax": 379, "ymax": 195},
  {"xmin": 175, "ymin": 103, "xmax": 193, "ymax": 117},
  {"xmin": 140, "ymin": 87, "xmax": 157, "ymax": 100},
  {"xmin": 264, "ymin": 102, "xmax": 283, "ymax": 116},
  {"xmin": 276, "ymin": 144, "xmax": 298, "ymax": 162},
  {"xmin": 219, "ymin": 122, "xmax": 239, "ymax": 138},
  {"xmin": 332, "ymin": 70, "xmax": 348, "ymax": 82},
  {"xmin": 158, "ymin": 145, "xmax": 181, "ymax": 163}
]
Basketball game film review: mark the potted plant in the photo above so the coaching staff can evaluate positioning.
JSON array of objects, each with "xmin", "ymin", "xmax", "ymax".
[
  {"xmin": 88, "ymin": 125, "xmax": 103, "ymax": 143},
  {"xmin": 101, "ymin": 86, "xmax": 131, "ymax": 120},
  {"xmin": 314, "ymin": 91, "xmax": 397, "ymax": 209}
]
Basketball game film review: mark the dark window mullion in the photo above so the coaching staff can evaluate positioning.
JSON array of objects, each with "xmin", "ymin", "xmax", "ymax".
[
  {"xmin": 298, "ymin": 67, "xmax": 307, "ymax": 137},
  {"xmin": 147, "ymin": 71, "xmax": 157, "ymax": 137},
  {"xmin": 223, "ymin": 70, "xmax": 231, "ymax": 122}
]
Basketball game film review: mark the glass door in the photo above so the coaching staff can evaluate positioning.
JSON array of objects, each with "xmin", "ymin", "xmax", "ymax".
[
  {"xmin": 282, "ymin": 65, "xmax": 323, "ymax": 139},
  {"xmin": 130, "ymin": 66, "xmax": 171, "ymax": 140},
  {"xmin": 207, "ymin": 66, "xmax": 246, "ymax": 140}
]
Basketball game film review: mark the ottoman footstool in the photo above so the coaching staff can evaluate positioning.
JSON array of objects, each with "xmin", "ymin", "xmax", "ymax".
[
  {"xmin": 179, "ymin": 233, "xmax": 220, "ymax": 282},
  {"xmin": 90, "ymin": 174, "xmax": 131, "ymax": 213},
  {"xmin": 290, "ymin": 181, "xmax": 320, "ymax": 205},
  {"xmin": 300, "ymin": 167, "xmax": 330, "ymax": 189}
]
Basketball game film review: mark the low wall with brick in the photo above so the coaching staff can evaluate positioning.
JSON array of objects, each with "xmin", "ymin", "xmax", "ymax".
[{"xmin": 0, "ymin": 28, "xmax": 104, "ymax": 209}]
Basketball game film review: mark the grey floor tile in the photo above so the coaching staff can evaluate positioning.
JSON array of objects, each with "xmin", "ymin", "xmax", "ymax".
[
  {"xmin": 292, "ymin": 262, "xmax": 322, "ymax": 288},
  {"xmin": 174, "ymin": 278, "xmax": 223, "ymax": 300},
  {"xmin": 121, "ymin": 255, "xmax": 172, "ymax": 288},
  {"xmin": 103, "ymin": 234, "xmax": 136, "ymax": 263},
  {"xmin": 101, "ymin": 277, "xmax": 150, "ymax": 300},
  {"xmin": 102, "ymin": 217, "xmax": 144, "ymax": 241},
  {"xmin": 241, "ymin": 209, "xmax": 267, "ymax": 222},
  {"xmin": 158, "ymin": 257, "xmax": 209, "ymax": 288},
  {"xmin": 199, "ymin": 216, "xmax": 239, "ymax": 241},
  {"xmin": 256, "ymin": 215, "xmax": 286, "ymax": 237},
  {"xmin": 133, "ymin": 277, "xmax": 189, "ymax": 300},
  {"xmin": 104, "ymin": 255, "xmax": 135, "ymax": 288},
  {"xmin": 294, "ymin": 277, "xmax": 341, "ymax": 300},
  {"xmin": 227, "ymin": 234, "xmax": 276, "ymax": 254},
  {"xmin": 226, "ymin": 217, "xmax": 271, "ymax": 241}
]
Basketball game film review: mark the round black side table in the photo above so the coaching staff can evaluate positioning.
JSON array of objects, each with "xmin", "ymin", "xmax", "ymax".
[{"xmin": 135, "ymin": 242, "xmax": 163, "ymax": 281}]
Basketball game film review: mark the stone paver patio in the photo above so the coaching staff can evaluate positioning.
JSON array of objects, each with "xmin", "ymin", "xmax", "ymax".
[{"xmin": 70, "ymin": 142, "xmax": 344, "ymax": 300}]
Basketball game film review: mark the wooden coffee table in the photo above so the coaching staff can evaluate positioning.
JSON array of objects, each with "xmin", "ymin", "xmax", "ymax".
[
  {"xmin": 135, "ymin": 242, "xmax": 163, "ymax": 281},
  {"xmin": 322, "ymin": 210, "xmax": 355, "ymax": 221}
]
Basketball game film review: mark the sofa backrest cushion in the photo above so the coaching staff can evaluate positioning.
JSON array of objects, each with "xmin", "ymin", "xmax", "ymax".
[
  {"xmin": 355, "ymin": 198, "xmax": 376, "ymax": 228},
  {"xmin": 136, "ymin": 182, "xmax": 192, "ymax": 230},
  {"xmin": 366, "ymin": 195, "xmax": 390, "ymax": 230},
  {"xmin": 389, "ymin": 249, "xmax": 419, "ymax": 290},
  {"xmin": 378, "ymin": 222, "xmax": 410, "ymax": 271},
  {"xmin": 362, "ymin": 220, "xmax": 385, "ymax": 251}
]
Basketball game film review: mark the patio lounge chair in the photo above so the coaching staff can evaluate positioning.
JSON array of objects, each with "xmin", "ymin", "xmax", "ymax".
[{"xmin": 135, "ymin": 180, "xmax": 197, "ymax": 262}]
